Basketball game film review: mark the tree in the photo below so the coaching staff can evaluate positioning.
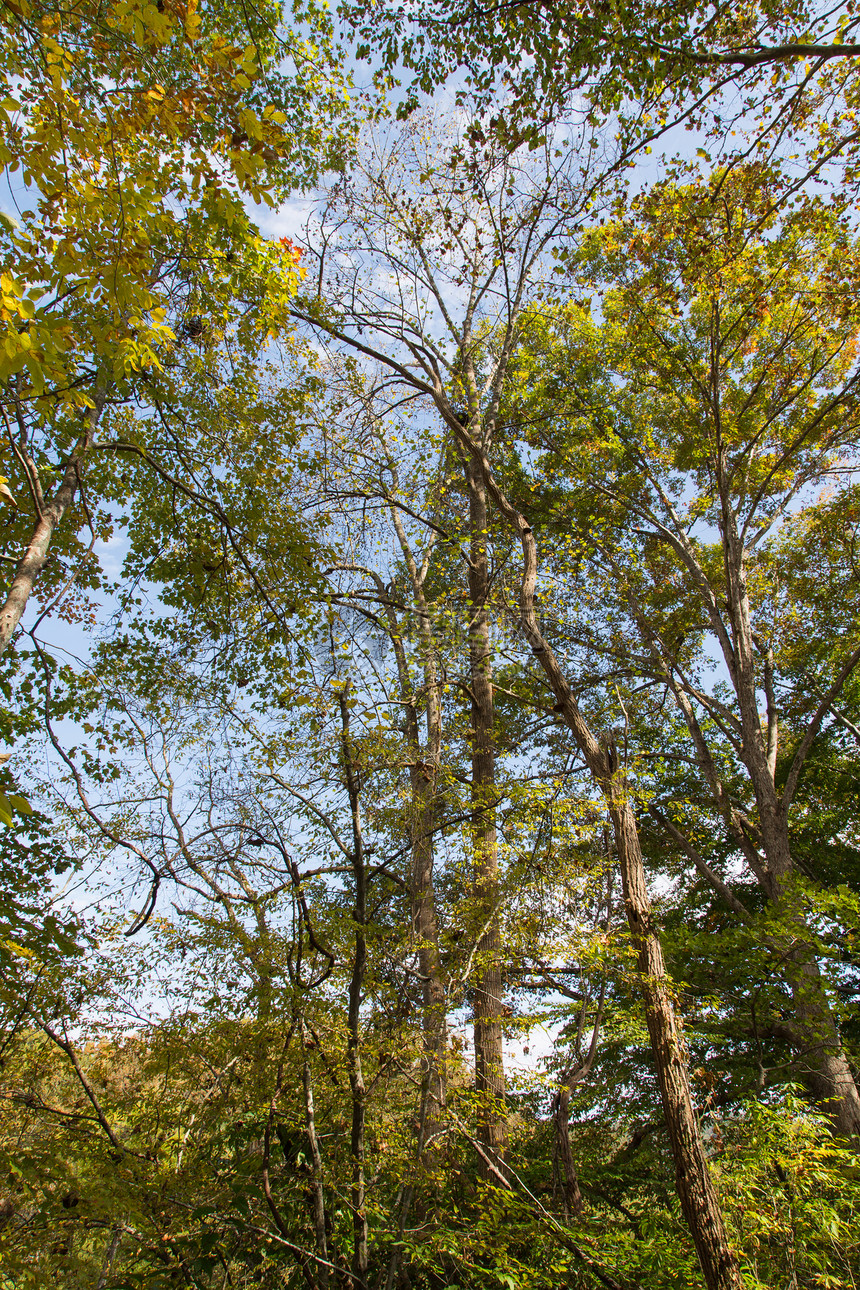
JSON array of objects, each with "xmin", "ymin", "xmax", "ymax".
[
  {"xmin": 347, "ymin": 0, "xmax": 860, "ymax": 200},
  {"xmin": 289, "ymin": 116, "xmax": 744, "ymax": 1290},
  {"xmin": 504, "ymin": 164, "xmax": 860, "ymax": 1139},
  {"xmin": 0, "ymin": 0, "xmax": 351, "ymax": 654},
  {"xmin": 11, "ymin": 15, "xmax": 860, "ymax": 1284}
]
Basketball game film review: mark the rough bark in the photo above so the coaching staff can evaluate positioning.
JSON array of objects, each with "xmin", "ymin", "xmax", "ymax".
[
  {"xmin": 465, "ymin": 451, "xmax": 507, "ymax": 1167},
  {"xmin": 608, "ymin": 775, "xmax": 742, "ymax": 1290}
]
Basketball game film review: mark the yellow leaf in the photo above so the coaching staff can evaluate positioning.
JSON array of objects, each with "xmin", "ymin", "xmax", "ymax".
[{"xmin": 2, "ymin": 940, "xmax": 35, "ymax": 959}]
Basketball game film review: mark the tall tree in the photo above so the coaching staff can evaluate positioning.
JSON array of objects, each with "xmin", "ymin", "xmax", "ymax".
[
  {"xmin": 506, "ymin": 165, "xmax": 860, "ymax": 1139},
  {"xmin": 462, "ymin": 424, "xmax": 506, "ymax": 1163},
  {"xmin": 291, "ymin": 118, "xmax": 743, "ymax": 1289}
]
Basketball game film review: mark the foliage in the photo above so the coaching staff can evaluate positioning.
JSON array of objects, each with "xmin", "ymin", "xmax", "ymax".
[{"xmin": 3, "ymin": 9, "xmax": 860, "ymax": 1290}]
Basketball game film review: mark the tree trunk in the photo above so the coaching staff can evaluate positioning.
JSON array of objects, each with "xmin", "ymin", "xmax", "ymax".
[
  {"xmin": 96, "ymin": 1225, "xmax": 124, "ymax": 1290},
  {"xmin": 408, "ymin": 755, "xmax": 448, "ymax": 1146},
  {"xmin": 783, "ymin": 945, "xmax": 860, "ymax": 1141},
  {"xmin": 607, "ymin": 766, "xmax": 742, "ymax": 1290},
  {"xmin": 301, "ymin": 1036, "xmax": 330, "ymax": 1289},
  {"xmin": 553, "ymin": 976, "xmax": 605, "ymax": 1221},
  {"xmin": 0, "ymin": 380, "xmax": 109, "ymax": 654},
  {"xmin": 386, "ymin": 502, "xmax": 449, "ymax": 1148},
  {"xmin": 339, "ymin": 693, "xmax": 369, "ymax": 1289},
  {"xmin": 763, "ymin": 836, "xmax": 860, "ymax": 1141},
  {"xmin": 440, "ymin": 419, "xmax": 744, "ymax": 1289},
  {"xmin": 720, "ymin": 514, "xmax": 860, "ymax": 1140},
  {"xmin": 466, "ymin": 452, "xmax": 507, "ymax": 1167},
  {"xmin": 554, "ymin": 1082, "xmax": 584, "ymax": 1219}
]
